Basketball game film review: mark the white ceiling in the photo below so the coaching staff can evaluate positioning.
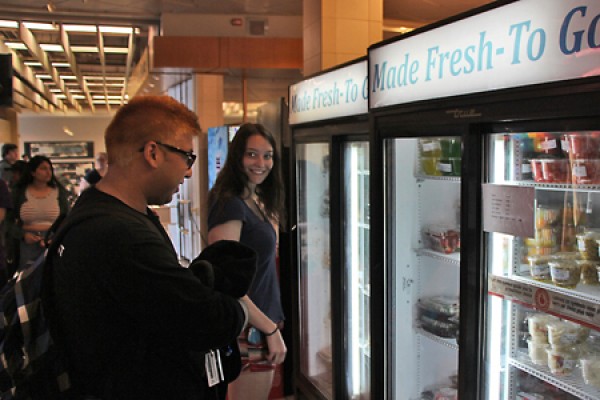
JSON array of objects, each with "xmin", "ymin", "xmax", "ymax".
[{"xmin": 0, "ymin": 0, "xmax": 493, "ymax": 113}]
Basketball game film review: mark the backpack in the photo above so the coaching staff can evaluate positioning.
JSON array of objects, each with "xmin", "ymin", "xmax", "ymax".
[{"xmin": 0, "ymin": 216, "xmax": 75, "ymax": 400}]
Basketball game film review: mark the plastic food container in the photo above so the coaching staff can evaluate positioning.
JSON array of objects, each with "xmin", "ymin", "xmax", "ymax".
[
  {"xmin": 421, "ymin": 157, "xmax": 441, "ymax": 176},
  {"xmin": 527, "ymin": 255, "xmax": 552, "ymax": 282},
  {"xmin": 433, "ymin": 387, "xmax": 458, "ymax": 400},
  {"xmin": 577, "ymin": 231, "xmax": 600, "ymax": 260},
  {"xmin": 547, "ymin": 345, "xmax": 578, "ymax": 376},
  {"xmin": 526, "ymin": 245, "xmax": 558, "ymax": 257},
  {"xmin": 532, "ymin": 134, "xmax": 562, "ymax": 155},
  {"xmin": 439, "ymin": 137, "xmax": 461, "ymax": 158},
  {"xmin": 520, "ymin": 160, "xmax": 533, "ymax": 180},
  {"xmin": 423, "ymin": 226, "xmax": 460, "ymax": 254},
  {"xmin": 586, "ymin": 330, "xmax": 600, "ymax": 355},
  {"xmin": 527, "ymin": 339, "xmax": 549, "ymax": 365},
  {"xmin": 547, "ymin": 320, "xmax": 589, "ymax": 347},
  {"xmin": 527, "ymin": 227, "xmax": 560, "ymax": 247},
  {"xmin": 581, "ymin": 356, "xmax": 600, "ymax": 389},
  {"xmin": 419, "ymin": 138, "xmax": 442, "ymax": 157},
  {"xmin": 571, "ymin": 159, "xmax": 600, "ymax": 184},
  {"xmin": 438, "ymin": 158, "xmax": 461, "ymax": 176},
  {"xmin": 552, "ymin": 251, "xmax": 580, "ymax": 260},
  {"xmin": 549, "ymin": 259, "xmax": 581, "ymax": 288},
  {"xmin": 420, "ymin": 315, "xmax": 458, "ymax": 339},
  {"xmin": 540, "ymin": 159, "xmax": 569, "ymax": 183},
  {"xmin": 417, "ymin": 296, "xmax": 459, "ymax": 329},
  {"xmin": 527, "ymin": 314, "xmax": 559, "ymax": 343},
  {"xmin": 535, "ymin": 206, "xmax": 561, "ymax": 229},
  {"xmin": 565, "ymin": 133, "xmax": 600, "ymax": 159},
  {"xmin": 577, "ymin": 259, "xmax": 600, "ymax": 285},
  {"xmin": 530, "ymin": 159, "xmax": 544, "ymax": 182}
]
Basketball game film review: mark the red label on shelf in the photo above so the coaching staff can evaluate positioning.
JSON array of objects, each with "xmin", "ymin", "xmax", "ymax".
[
  {"xmin": 534, "ymin": 288, "xmax": 550, "ymax": 311},
  {"xmin": 489, "ymin": 275, "xmax": 600, "ymax": 330}
]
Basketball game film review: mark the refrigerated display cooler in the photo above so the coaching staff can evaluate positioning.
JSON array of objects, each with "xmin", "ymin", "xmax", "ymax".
[
  {"xmin": 289, "ymin": 58, "xmax": 371, "ymax": 400},
  {"xmin": 367, "ymin": 0, "xmax": 600, "ymax": 399}
]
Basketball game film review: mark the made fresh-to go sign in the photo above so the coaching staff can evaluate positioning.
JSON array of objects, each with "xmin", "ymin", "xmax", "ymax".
[
  {"xmin": 289, "ymin": 60, "xmax": 368, "ymax": 125},
  {"xmin": 369, "ymin": 0, "xmax": 600, "ymax": 108}
]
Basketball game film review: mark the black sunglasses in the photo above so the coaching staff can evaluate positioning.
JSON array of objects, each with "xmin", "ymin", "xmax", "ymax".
[{"xmin": 140, "ymin": 141, "xmax": 196, "ymax": 168}]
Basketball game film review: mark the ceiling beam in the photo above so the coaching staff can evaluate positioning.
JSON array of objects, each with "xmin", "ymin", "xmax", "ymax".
[
  {"xmin": 13, "ymin": 79, "xmax": 56, "ymax": 112},
  {"xmin": 18, "ymin": 21, "xmax": 82, "ymax": 112},
  {"xmin": 0, "ymin": 40, "xmax": 65, "ymax": 112},
  {"xmin": 60, "ymin": 24, "xmax": 95, "ymax": 112},
  {"xmin": 121, "ymin": 29, "xmax": 135, "ymax": 106},
  {"xmin": 96, "ymin": 26, "xmax": 111, "ymax": 112}
]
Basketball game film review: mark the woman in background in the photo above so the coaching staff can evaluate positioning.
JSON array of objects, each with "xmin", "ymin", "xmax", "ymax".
[
  {"xmin": 7, "ymin": 155, "xmax": 70, "ymax": 270},
  {"xmin": 207, "ymin": 123, "xmax": 287, "ymax": 400}
]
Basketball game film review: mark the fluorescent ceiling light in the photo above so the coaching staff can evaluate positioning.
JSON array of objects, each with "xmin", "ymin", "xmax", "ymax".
[
  {"xmin": 92, "ymin": 100, "xmax": 122, "ymax": 104},
  {"xmin": 92, "ymin": 95, "xmax": 122, "ymax": 99},
  {"xmin": 60, "ymin": 75, "xmax": 77, "ymax": 80},
  {"xmin": 84, "ymin": 76, "xmax": 124, "ymax": 81},
  {"xmin": 63, "ymin": 24, "xmax": 96, "ymax": 33},
  {"xmin": 71, "ymin": 46, "xmax": 130, "ymax": 54},
  {"xmin": 52, "ymin": 62, "xmax": 70, "ymax": 67},
  {"xmin": 63, "ymin": 25, "xmax": 136, "ymax": 34},
  {"xmin": 40, "ymin": 44, "xmax": 64, "ymax": 52},
  {"xmin": 87, "ymin": 83, "xmax": 124, "ymax": 87},
  {"xmin": 0, "ymin": 20, "xmax": 18, "ymax": 29},
  {"xmin": 24, "ymin": 61, "xmax": 42, "ymax": 67},
  {"xmin": 50, "ymin": 88, "xmax": 62, "ymax": 92},
  {"xmin": 36, "ymin": 74, "xmax": 52, "ymax": 79},
  {"xmin": 5, "ymin": 42, "xmax": 26, "ymax": 50},
  {"xmin": 23, "ymin": 22, "xmax": 57, "ymax": 31},
  {"xmin": 100, "ymin": 26, "xmax": 134, "ymax": 34}
]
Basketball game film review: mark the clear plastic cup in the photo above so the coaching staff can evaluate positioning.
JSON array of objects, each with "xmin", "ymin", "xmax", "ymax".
[
  {"xmin": 527, "ymin": 339, "xmax": 549, "ymax": 365},
  {"xmin": 547, "ymin": 345, "xmax": 578, "ymax": 376},
  {"xmin": 549, "ymin": 259, "xmax": 581, "ymax": 289},
  {"xmin": 571, "ymin": 159, "xmax": 600, "ymax": 184},
  {"xmin": 547, "ymin": 320, "xmax": 589, "ymax": 347},
  {"xmin": 527, "ymin": 314, "xmax": 559, "ymax": 343},
  {"xmin": 581, "ymin": 356, "xmax": 600, "ymax": 388},
  {"xmin": 527, "ymin": 255, "xmax": 552, "ymax": 282}
]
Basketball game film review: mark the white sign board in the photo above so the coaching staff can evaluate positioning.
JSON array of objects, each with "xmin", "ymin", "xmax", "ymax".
[
  {"xmin": 369, "ymin": 0, "xmax": 600, "ymax": 108},
  {"xmin": 482, "ymin": 184, "xmax": 535, "ymax": 238},
  {"xmin": 289, "ymin": 60, "xmax": 368, "ymax": 125}
]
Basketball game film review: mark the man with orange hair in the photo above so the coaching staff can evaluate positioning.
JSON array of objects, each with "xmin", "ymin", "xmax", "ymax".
[{"xmin": 48, "ymin": 96, "xmax": 249, "ymax": 399}]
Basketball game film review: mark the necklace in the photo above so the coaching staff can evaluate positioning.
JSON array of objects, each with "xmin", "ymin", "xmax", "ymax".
[{"xmin": 245, "ymin": 196, "xmax": 267, "ymax": 221}]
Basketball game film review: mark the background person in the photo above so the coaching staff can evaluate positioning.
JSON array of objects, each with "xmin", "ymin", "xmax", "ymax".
[
  {"xmin": 0, "ymin": 143, "xmax": 19, "ymax": 185},
  {"xmin": 6, "ymin": 155, "xmax": 70, "ymax": 271},
  {"xmin": 208, "ymin": 123, "xmax": 287, "ymax": 400},
  {"xmin": 47, "ymin": 95, "xmax": 249, "ymax": 399},
  {"xmin": 78, "ymin": 151, "xmax": 108, "ymax": 193},
  {"xmin": 8, "ymin": 160, "xmax": 27, "ymax": 189},
  {"xmin": 0, "ymin": 178, "xmax": 11, "ymax": 286}
]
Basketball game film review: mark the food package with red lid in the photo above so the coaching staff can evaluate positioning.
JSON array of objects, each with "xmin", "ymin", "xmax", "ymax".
[{"xmin": 423, "ymin": 225, "xmax": 460, "ymax": 254}]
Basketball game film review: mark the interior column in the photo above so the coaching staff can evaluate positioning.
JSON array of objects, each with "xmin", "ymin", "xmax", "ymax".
[
  {"xmin": 194, "ymin": 73, "xmax": 224, "ymax": 244},
  {"xmin": 303, "ymin": 0, "xmax": 383, "ymax": 76}
]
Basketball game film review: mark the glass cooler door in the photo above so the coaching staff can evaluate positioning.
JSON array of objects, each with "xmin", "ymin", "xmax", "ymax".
[
  {"xmin": 343, "ymin": 141, "xmax": 370, "ymax": 399},
  {"xmin": 483, "ymin": 130, "xmax": 600, "ymax": 400},
  {"xmin": 296, "ymin": 142, "xmax": 333, "ymax": 398},
  {"xmin": 385, "ymin": 136, "xmax": 461, "ymax": 399}
]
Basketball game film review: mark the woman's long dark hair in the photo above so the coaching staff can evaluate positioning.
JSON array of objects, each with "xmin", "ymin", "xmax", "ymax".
[
  {"xmin": 209, "ymin": 123, "xmax": 286, "ymax": 225},
  {"xmin": 15, "ymin": 155, "xmax": 61, "ymax": 189}
]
